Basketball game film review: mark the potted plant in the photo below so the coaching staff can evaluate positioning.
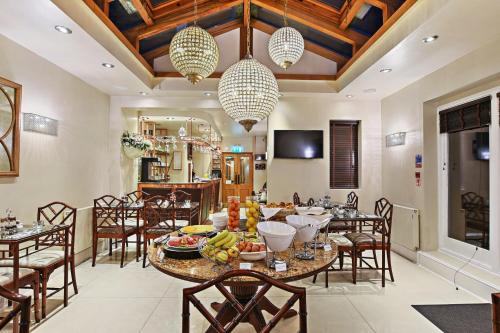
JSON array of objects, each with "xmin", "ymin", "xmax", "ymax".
[{"xmin": 121, "ymin": 131, "xmax": 152, "ymax": 159}]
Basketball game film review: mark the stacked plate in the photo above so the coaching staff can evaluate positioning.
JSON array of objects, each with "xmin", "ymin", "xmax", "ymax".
[{"xmin": 211, "ymin": 212, "xmax": 228, "ymax": 231}]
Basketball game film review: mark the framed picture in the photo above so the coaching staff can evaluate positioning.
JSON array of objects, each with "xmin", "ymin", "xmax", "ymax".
[{"xmin": 173, "ymin": 151, "xmax": 182, "ymax": 170}]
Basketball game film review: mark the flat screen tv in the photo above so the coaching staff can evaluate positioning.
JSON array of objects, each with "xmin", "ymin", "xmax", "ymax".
[{"xmin": 274, "ymin": 130, "xmax": 323, "ymax": 159}]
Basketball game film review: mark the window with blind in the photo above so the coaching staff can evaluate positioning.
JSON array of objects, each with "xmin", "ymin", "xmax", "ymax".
[
  {"xmin": 439, "ymin": 96, "xmax": 491, "ymax": 133},
  {"xmin": 330, "ymin": 121, "xmax": 359, "ymax": 189}
]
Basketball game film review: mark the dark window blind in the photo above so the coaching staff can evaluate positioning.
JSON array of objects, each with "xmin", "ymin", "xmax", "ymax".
[
  {"xmin": 330, "ymin": 121, "xmax": 359, "ymax": 189},
  {"xmin": 439, "ymin": 96, "xmax": 491, "ymax": 133}
]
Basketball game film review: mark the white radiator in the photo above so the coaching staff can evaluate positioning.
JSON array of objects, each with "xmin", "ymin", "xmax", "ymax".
[{"xmin": 392, "ymin": 204, "xmax": 420, "ymax": 251}]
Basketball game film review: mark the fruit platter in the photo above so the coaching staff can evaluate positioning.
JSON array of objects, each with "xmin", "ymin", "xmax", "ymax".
[
  {"xmin": 163, "ymin": 235, "xmax": 205, "ymax": 259},
  {"xmin": 199, "ymin": 230, "xmax": 240, "ymax": 265},
  {"xmin": 179, "ymin": 225, "xmax": 215, "ymax": 236}
]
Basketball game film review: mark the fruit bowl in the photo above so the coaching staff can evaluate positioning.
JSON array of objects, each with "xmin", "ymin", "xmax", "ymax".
[
  {"xmin": 199, "ymin": 230, "xmax": 240, "ymax": 265},
  {"xmin": 257, "ymin": 222, "xmax": 296, "ymax": 252},
  {"xmin": 240, "ymin": 250, "xmax": 267, "ymax": 261},
  {"xmin": 286, "ymin": 215, "xmax": 322, "ymax": 243}
]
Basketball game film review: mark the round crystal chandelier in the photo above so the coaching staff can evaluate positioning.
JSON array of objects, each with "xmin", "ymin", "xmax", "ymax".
[
  {"xmin": 218, "ymin": 15, "xmax": 279, "ymax": 132},
  {"xmin": 218, "ymin": 56, "xmax": 279, "ymax": 132},
  {"xmin": 268, "ymin": 0, "xmax": 304, "ymax": 69},
  {"xmin": 169, "ymin": 1, "xmax": 219, "ymax": 84}
]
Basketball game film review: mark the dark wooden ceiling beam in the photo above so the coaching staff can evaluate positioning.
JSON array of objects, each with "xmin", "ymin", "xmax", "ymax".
[
  {"xmin": 131, "ymin": 0, "xmax": 154, "ymax": 25},
  {"xmin": 126, "ymin": 0, "xmax": 242, "ymax": 42},
  {"xmin": 339, "ymin": 0, "xmax": 365, "ymax": 30},
  {"xmin": 82, "ymin": 0, "xmax": 154, "ymax": 74},
  {"xmin": 252, "ymin": 0, "xmax": 368, "ymax": 50},
  {"xmin": 142, "ymin": 19, "xmax": 242, "ymax": 62},
  {"xmin": 152, "ymin": 0, "xmax": 211, "ymax": 20},
  {"xmin": 296, "ymin": 0, "xmax": 340, "ymax": 15},
  {"xmin": 156, "ymin": 71, "xmax": 336, "ymax": 80},
  {"xmin": 240, "ymin": 0, "xmax": 252, "ymax": 58},
  {"xmin": 251, "ymin": 19, "xmax": 349, "ymax": 67}
]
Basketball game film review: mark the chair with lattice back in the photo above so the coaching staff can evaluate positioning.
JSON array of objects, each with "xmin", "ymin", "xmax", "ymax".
[
  {"xmin": 346, "ymin": 191, "xmax": 359, "ymax": 210},
  {"xmin": 293, "ymin": 192, "xmax": 301, "ymax": 206},
  {"xmin": 142, "ymin": 195, "xmax": 175, "ymax": 268},
  {"xmin": 0, "ymin": 202, "xmax": 77, "ymax": 318},
  {"xmin": 92, "ymin": 195, "xmax": 139, "ymax": 268},
  {"xmin": 169, "ymin": 190, "xmax": 193, "ymax": 227},
  {"xmin": 344, "ymin": 197, "xmax": 394, "ymax": 284},
  {"xmin": 182, "ymin": 270, "xmax": 307, "ymax": 333}
]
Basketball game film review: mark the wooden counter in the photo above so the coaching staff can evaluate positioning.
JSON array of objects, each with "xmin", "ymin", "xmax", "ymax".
[{"xmin": 138, "ymin": 179, "xmax": 221, "ymax": 224}]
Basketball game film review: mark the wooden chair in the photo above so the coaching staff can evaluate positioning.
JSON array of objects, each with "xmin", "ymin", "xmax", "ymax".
[
  {"xmin": 126, "ymin": 190, "xmax": 149, "ymax": 204},
  {"xmin": 0, "ymin": 268, "xmax": 40, "ymax": 325},
  {"xmin": 10, "ymin": 202, "xmax": 77, "ymax": 318},
  {"xmin": 293, "ymin": 192, "xmax": 301, "ymax": 206},
  {"xmin": 142, "ymin": 196, "xmax": 175, "ymax": 268},
  {"xmin": 123, "ymin": 190, "xmax": 149, "ymax": 259},
  {"xmin": 492, "ymin": 293, "xmax": 500, "ymax": 333},
  {"xmin": 461, "ymin": 192, "xmax": 489, "ymax": 249},
  {"xmin": 0, "ymin": 285, "xmax": 32, "ymax": 333},
  {"xmin": 170, "ymin": 190, "xmax": 192, "ymax": 227},
  {"xmin": 182, "ymin": 270, "xmax": 307, "ymax": 333},
  {"xmin": 329, "ymin": 191, "xmax": 358, "ymax": 233},
  {"xmin": 92, "ymin": 195, "xmax": 139, "ymax": 268},
  {"xmin": 306, "ymin": 198, "xmax": 315, "ymax": 207},
  {"xmin": 344, "ymin": 197, "xmax": 394, "ymax": 284}
]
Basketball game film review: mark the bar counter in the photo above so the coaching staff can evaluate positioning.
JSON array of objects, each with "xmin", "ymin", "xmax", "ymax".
[{"xmin": 138, "ymin": 179, "xmax": 221, "ymax": 224}]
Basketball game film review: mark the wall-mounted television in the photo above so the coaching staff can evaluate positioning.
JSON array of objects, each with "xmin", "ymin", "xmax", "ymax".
[
  {"xmin": 274, "ymin": 130, "xmax": 323, "ymax": 159},
  {"xmin": 473, "ymin": 132, "xmax": 489, "ymax": 160}
]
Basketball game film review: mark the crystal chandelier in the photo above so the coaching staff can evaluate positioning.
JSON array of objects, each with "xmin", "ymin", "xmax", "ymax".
[
  {"xmin": 268, "ymin": 0, "xmax": 304, "ymax": 69},
  {"xmin": 169, "ymin": 0, "xmax": 219, "ymax": 84},
  {"xmin": 218, "ymin": 13, "xmax": 279, "ymax": 132}
]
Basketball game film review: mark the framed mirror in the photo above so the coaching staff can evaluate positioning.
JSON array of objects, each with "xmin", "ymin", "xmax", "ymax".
[{"xmin": 0, "ymin": 77, "xmax": 21, "ymax": 177}]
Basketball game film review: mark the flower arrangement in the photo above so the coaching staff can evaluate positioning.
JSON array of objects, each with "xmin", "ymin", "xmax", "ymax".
[{"xmin": 121, "ymin": 132, "xmax": 152, "ymax": 159}]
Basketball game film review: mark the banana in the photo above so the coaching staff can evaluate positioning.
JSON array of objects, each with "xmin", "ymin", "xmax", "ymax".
[
  {"xmin": 215, "ymin": 232, "xmax": 233, "ymax": 248},
  {"xmin": 215, "ymin": 250, "xmax": 228, "ymax": 263},
  {"xmin": 222, "ymin": 234, "xmax": 237, "ymax": 249},
  {"xmin": 227, "ymin": 246, "xmax": 239, "ymax": 258},
  {"xmin": 208, "ymin": 230, "xmax": 228, "ymax": 245}
]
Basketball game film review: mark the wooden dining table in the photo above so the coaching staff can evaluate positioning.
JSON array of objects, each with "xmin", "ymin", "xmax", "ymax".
[{"xmin": 149, "ymin": 234, "xmax": 338, "ymax": 332}]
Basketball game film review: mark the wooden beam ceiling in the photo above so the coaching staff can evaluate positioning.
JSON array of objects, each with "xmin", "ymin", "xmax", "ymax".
[
  {"xmin": 251, "ymin": 19, "xmax": 349, "ymax": 67},
  {"xmin": 142, "ymin": 19, "xmax": 242, "ymax": 63},
  {"xmin": 240, "ymin": 0, "xmax": 252, "ymax": 59},
  {"xmin": 126, "ymin": 0, "xmax": 242, "ymax": 43},
  {"xmin": 339, "ymin": 0, "xmax": 365, "ymax": 30},
  {"xmin": 130, "ymin": 0, "xmax": 154, "ymax": 25},
  {"xmin": 251, "ymin": 0, "xmax": 369, "ymax": 51},
  {"xmin": 155, "ymin": 71, "xmax": 336, "ymax": 81}
]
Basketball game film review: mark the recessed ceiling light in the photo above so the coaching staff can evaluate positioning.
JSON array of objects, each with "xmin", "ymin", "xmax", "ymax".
[
  {"xmin": 422, "ymin": 35, "xmax": 439, "ymax": 43},
  {"xmin": 363, "ymin": 88, "xmax": 377, "ymax": 93},
  {"xmin": 139, "ymin": 91, "xmax": 147, "ymax": 96},
  {"xmin": 102, "ymin": 62, "xmax": 115, "ymax": 69},
  {"xmin": 346, "ymin": 94, "xmax": 354, "ymax": 99},
  {"xmin": 380, "ymin": 68, "xmax": 392, "ymax": 73},
  {"xmin": 203, "ymin": 92, "xmax": 213, "ymax": 97},
  {"xmin": 54, "ymin": 25, "xmax": 72, "ymax": 34}
]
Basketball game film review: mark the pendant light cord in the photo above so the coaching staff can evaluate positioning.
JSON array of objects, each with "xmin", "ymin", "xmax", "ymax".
[
  {"xmin": 283, "ymin": 0, "xmax": 288, "ymax": 27},
  {"xmin": 194, "ymin": 0, "xmax": 198, "ymax": 25}
]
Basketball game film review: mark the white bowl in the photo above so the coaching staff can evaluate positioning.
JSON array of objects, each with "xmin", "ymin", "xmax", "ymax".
[
  {"xmin": 257, "ymin": 222, "xmax": 296, "ymax": 252},
  {"xmin": 240, "ymin": 251, "xmax": 266, "ymax": 261},
  {"xmin": 286, "ymin": 215, "xmax": 321, "ymax": 242},
  {"xmin": 295, "ymin": 206, "xmax": 325, "ymax": 215},
  {"xmin": 212, "ymin": 213, "xmax": 228, "ymax": 230}
]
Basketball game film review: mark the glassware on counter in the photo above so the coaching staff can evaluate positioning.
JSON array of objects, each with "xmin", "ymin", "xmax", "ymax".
[
  {"xmin": 227, "ymin": 196, "xmax": 240, "ymax": 231},
  {"xmin": 245, "ymin": 196, "xmax": 260, "ymax": 233}
]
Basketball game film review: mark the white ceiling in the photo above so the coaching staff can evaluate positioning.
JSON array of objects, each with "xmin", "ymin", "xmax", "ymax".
[{"xmin": 1, "ymin": 0, "xmax": 500, "ymax": 135}]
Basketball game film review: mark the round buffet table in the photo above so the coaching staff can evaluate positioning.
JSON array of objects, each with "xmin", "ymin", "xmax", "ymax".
[{"xmin": 149, "ymin": 236, "xmax": 338, "ymax": 332}]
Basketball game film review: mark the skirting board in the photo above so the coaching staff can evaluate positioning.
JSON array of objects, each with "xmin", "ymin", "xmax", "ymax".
[{"xmin": 418, "ymin": 251, "xmax": 500, "ymax": 301}]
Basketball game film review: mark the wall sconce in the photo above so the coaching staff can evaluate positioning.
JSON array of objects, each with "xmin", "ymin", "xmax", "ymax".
[
  {"xmin": 386, "ymin": 132, "xmax": 406, "ymax": 147},
  {"xmin": 23, "ymin": 113, "xmax": 58, "ymax": 136}
]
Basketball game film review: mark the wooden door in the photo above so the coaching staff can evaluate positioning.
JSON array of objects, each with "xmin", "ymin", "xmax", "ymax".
[{"xmin": 221, "ymin": 153, "xmax": 254, "ymax": 203}]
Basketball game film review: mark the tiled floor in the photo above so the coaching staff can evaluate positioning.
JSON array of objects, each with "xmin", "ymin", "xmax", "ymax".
[{"xmin": 19, "ymin": 247, "xmax": 483, "ymax": 333}]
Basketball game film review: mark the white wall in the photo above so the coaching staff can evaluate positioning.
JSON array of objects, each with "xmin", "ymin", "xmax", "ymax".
[
  {"xmin": 267, "ymin": 97, "xmax": 382, "ymax": 212},
  {"xmin": 381, "ymin": 36, "xmax": 500, "ymax": 270},
  {"xmin": 0, "ymin": 34, "xmax": 111, "ymax": 260}
]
